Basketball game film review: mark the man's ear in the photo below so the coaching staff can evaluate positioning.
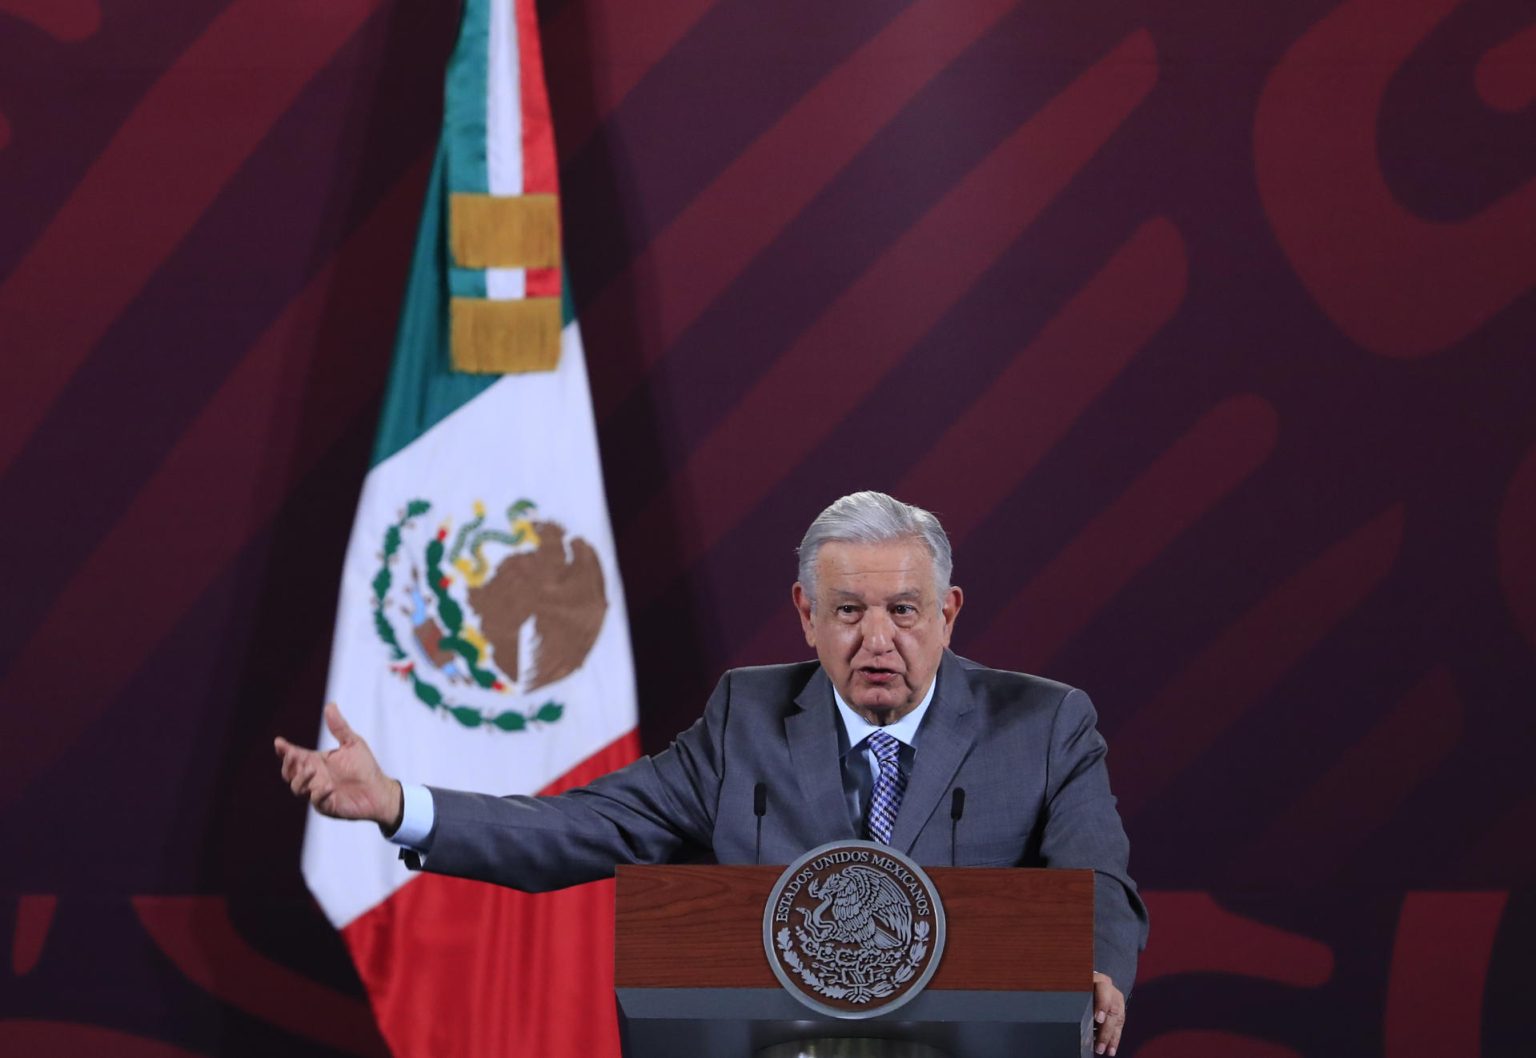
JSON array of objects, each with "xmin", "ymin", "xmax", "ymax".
[
  {"xmin": 940, "ymin": 585, "xmax": 964, "ymax": 644},
  {"xmin": 792, "ymin": 582, "xmax": 816, "ymax": 647}
]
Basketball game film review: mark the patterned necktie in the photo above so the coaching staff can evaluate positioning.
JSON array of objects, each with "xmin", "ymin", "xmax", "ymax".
[{"xmin": 865, "ymin": 730, "xmax": 907, "ymax": 845}]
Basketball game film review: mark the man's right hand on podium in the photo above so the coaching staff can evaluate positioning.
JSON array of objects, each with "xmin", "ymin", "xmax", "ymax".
[
  {"xmin": 274, "ymin": 702, "xmax": 404, "ymax": 833},
  {"xmin": 1092, "ymin": 971, "xmax": 1125, "ymax": 1055}
]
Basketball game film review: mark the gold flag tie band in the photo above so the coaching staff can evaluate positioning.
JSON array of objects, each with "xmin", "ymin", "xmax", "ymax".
[
  {"xmin": 450, "ymin": 297, "xmax": 562, "ymax": 374},
  {"xmin": 449, "ymin": 192, "xmax": 561, "ymax": 270},
  {"xmin": 448, "ymin": 192, "xmax": 563, "ymax": 373}
]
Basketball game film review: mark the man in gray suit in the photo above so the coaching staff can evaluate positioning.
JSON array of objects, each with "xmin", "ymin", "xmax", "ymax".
[{"xmin": 277, "ymin": 491, "xmax": 1146, "ymax": 1056}]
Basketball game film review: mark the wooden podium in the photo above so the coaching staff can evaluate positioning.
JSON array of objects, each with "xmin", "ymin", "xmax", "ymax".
[{"xmin": 615, "ymin": 864, "xmax": 1095, "ymax": 1058}]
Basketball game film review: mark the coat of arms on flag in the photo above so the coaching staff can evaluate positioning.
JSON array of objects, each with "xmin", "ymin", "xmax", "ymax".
[{"xmin": 371, "ymin": 497, "xmax": 609, "ymax": 731}]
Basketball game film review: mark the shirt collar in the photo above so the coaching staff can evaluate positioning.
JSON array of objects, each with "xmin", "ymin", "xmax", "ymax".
[{"xmin": 833, "ymin": 676, "xmax": 937, "ymax": 755}]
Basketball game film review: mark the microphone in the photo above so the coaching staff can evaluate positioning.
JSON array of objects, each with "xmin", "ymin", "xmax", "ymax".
[
  {"xmin": 949, "ymin": 788, "xmax": 966, "ymax": 866},
  {"xmin": 754, "ymin": 782, "xmax": 768, "ymax": 865}
]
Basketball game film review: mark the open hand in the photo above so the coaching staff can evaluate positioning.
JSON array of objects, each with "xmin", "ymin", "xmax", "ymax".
[
  {"xmin": 274, "ymin": 703, "xmax": 402, "ymax": 829},
  {"xmin": 1092, "ymin": 971, "xmax": 1126, "ymax": 1055}
]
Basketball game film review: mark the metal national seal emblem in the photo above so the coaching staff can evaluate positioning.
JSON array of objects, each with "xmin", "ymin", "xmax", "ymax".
[{"xmin": 763, "ymin": 840, "xmax": 947, "ymax": 1019}]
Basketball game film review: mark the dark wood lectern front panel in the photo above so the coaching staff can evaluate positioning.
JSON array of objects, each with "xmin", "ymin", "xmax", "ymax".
[{"xmin": 614, "ymin": 865, "xmax": 1092, "ymax": 992}]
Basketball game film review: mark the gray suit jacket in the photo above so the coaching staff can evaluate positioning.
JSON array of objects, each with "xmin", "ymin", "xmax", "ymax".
[{"xmin": 423, "ymin": 650, "xmax": 1149, "ymax": 990}]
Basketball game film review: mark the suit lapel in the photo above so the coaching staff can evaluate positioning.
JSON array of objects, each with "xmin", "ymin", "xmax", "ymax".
[
  {"xmin": 787, "ymin": 668, "xmax": 858, "ymax": 843},
  {"xmin": 892, "ymin": 651, "xmax": 977, "ymax": 853}
]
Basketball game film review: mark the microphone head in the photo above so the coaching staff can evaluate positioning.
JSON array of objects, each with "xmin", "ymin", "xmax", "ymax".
[
  {"xmin": 754, "ymin": 782, "xmax": 768, "ymax": 817},
  {"xmin": 950, "ymin": 787, "xmax": 966, "ymax": 820}
]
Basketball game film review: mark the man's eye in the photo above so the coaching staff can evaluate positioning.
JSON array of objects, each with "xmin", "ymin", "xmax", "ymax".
[
  {"xmin": 892, "ymin": 605, "xmax": 915, "ymax": 615},
  {"xmin": 837, "ymin": 605, "xmax": 860, "ymax": 615}
]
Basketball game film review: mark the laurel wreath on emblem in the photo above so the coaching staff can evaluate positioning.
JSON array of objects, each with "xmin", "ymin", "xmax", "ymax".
[
  {"xmin": 368, "ymin": 498, "xmax": 607, "ymax": 732},
  {"xmin": 773, "ymin": 867, "xmax": 933, "ymax": 1005}
]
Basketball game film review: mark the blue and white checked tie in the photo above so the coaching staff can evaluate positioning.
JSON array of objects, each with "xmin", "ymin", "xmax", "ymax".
[{"xmin": 865, "ymin": 730, "xmax": 907, "ymax": 845}]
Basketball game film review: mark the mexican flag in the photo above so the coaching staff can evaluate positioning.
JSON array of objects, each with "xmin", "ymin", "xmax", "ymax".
[{"xmin": 300, "ymin": 1, "xmax": 637, "ymax": 1054}]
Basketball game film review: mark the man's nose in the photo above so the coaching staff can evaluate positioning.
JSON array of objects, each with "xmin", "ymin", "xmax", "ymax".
[{"xmin": 861, "ymin": 611, "xmax": 895, "ymax": 653}]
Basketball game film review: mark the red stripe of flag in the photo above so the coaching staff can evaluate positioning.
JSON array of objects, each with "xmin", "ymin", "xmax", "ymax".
[
  {"xmin": 341, "ymin": 732, "xmax": 640, "ymax": 1058},
  {"xmin": 518, "ymin": 0, "xmax": 561, "ymax": 299}
]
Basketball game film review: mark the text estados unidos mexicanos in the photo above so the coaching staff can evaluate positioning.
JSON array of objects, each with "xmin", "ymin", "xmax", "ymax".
[{"xmin": 773, "ymin": 849, "xmax": 932, "ymax": 922}]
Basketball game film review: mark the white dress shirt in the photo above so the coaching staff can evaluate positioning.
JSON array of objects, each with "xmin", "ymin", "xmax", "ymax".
[{"xmin": 832, "ymin": 680, "xmax": 934, "ymax": 836}]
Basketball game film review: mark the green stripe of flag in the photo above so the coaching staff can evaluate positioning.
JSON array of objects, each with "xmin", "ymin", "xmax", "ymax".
[
  {"xmin": 371, "ymin": 140, "xmax": 499, "ymax": 468},
  {"xmin": 443, "ymin": 0, "xmax": 491, "ymax": 197},
  {"xmin": 444, "ymin": 0, "xmax": 491, "ymax": 302}
]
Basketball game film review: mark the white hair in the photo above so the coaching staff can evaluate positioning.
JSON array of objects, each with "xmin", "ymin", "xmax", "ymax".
[{"xmin": 796, "ymin": 491, "xmax": 953, "ymax": 600}]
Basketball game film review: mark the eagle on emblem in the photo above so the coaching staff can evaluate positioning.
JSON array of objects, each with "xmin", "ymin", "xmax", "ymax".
[
  {"xmin": 467, "ymin": 520, "xmax": 608, "ymax": 691},
  {"xmin": 800, "ymin": 865, "xmax": 913, "ymax": 951}
]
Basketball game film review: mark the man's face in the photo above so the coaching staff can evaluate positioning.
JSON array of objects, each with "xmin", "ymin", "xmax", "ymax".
[{"xmin": 792, "ymin": 538, "xmax": 963, "ymax": 725}]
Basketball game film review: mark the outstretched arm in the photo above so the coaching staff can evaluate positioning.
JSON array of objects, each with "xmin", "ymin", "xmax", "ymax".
[
  {"xmin": 413, "ymin": 670, "xmax": 737, "ymax": 891},
  {"xmin": 274, "ymin": 702, "xmax": 403, "ymax": 830}
]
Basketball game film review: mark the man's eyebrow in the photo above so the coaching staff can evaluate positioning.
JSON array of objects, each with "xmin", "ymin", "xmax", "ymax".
[{"xmin": 885, "ymin": 589, "xmax": 923, "ymax": 602}]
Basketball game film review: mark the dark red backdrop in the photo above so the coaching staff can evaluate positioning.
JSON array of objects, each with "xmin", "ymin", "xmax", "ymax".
[{"xmin": 2, "ymin": 1, "xmax": 1533, "ymax": 1055}]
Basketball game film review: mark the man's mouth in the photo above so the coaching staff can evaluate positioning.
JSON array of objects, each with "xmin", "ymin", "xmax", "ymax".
[{"xmin": 858, "ymin": 667, "xmax": 901, "ymax": 685}]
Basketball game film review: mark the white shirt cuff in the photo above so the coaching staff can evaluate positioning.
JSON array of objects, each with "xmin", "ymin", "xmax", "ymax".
[{"xmin": 389, "ymin": 783, "xmax": 436, "ymax": 849}]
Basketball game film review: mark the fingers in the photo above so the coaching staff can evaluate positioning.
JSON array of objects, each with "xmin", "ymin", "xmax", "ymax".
[
  {"xmin": 275, "ymin": 713, "xmax": 373, "ymax": 820},
  {"xmin": 288, "ymin": 754, "xmax": 321, "ymax": 796},
  {"xmin": 1092, "ymin": 972, "xmax": 1126, "ymax": 1056},
  {"xmin": 276, "ymin": 738, "xmax": 331, "ymax": 802},
  {"xmin": 324, "ymin": 701, "xmax": 355, "ymax": 746},
  {"xmin": 276, "ymin": 739, "xmax": 311, "ymax": 785},
  {"xmin": 287, "ymin": 755, "xmax": 337, "ymax": 809},
  {"xmin": 1095, "ymin": 1006, "xmax": 1124, "ymax": 1056}
]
